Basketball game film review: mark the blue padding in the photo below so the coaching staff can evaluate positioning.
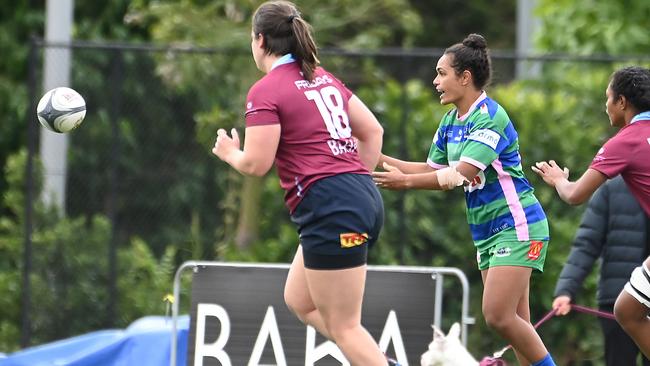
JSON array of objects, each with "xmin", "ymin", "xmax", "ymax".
[{"xmin": 0, "ymin": 315, "xmax": 189, "ymax": 366}]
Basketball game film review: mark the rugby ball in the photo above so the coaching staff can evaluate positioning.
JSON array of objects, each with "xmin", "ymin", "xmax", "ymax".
[{"xmin": 36, "ymin": 87, "xmax": 86, "ymax": 133}]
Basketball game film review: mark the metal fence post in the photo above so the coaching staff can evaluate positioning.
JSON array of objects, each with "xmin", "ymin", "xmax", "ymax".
[
  {"xmin": 170, "ymin": 261, "xmax": 210, "ymax": 366},
  {"xmin": 21, "ymin": 36, "xmax": 39, "ymax": 348},
  {"xmin": 431, "ymin": 267, "xmax": 475, "ymax": 346},
  {"xmin": 106, "ymin": 48, "xmax": 123, "ymax": 327}
]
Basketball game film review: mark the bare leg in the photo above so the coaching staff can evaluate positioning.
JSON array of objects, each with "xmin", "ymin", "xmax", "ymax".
[
  {"xmin": 482, "ymin": 266, "xmax": 549, "ymax": 365},
  {"xmin": 513, "ymin": 285, "xmax": 532, "ymax": 365},
  {"xmin": 482, "ymin": 269, "xmax": 531, "ymax": 364},
  {"xmin": 284, "ymin": 246, "xmax": 330, "ymax": 339},
  {"xmin": 306, "ymin": 264, "xmax": 386, "ymax": 365},
  {"xmin": 614, "ymin": 256, "xmax": 650, "ymax": 359}
]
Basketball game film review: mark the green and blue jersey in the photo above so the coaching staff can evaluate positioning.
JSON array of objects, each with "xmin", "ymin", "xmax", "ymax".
[{"xmin": 427, "ymin": 93, "xmax": 549, "ymax": 251}]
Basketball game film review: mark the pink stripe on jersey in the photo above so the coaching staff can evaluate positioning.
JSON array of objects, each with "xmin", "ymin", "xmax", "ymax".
[
  {"xmin": 427, "ymin": 159, "xmax": 448, "ymax": 169},
  {"xmin": 457, "ymin": 91, "xmax": 487, "ymax": 121},
  {"xmin": 492, "ymin": 159, "xmax": 529, "ymax": 241},
  {"xmin": 460, "ymin": 156, "xmax": 487, "ymax": 171}
]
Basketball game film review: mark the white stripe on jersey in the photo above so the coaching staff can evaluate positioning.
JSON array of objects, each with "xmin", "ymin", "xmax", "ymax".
[{"xmin": 623, "ymin": 263, "xmax": 650, "ymax": 308}]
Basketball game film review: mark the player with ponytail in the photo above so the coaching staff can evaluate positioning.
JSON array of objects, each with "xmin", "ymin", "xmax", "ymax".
[
  {"xmin": 374, "ymin": 34, "xmax": 555, "ymax": 366},
  {"xmin": 213, "ymin": 1, "xmax": 399, "ymax": 365}
]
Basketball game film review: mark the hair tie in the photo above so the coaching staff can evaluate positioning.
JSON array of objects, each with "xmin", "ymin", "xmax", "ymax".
[{"xmin": 287, "ymin": 15, "xmax": 296, "ymax": 23}]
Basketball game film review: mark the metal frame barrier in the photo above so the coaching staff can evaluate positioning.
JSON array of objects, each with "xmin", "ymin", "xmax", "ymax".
[{"xmin": 170, "ymin": 261, "xmax": 474, "ymax": 366}]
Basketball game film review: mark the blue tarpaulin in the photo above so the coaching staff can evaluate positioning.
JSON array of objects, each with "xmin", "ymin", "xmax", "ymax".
[{"xmin": 0, "ymin": 315, "xmax": 189, "ymax": 366}]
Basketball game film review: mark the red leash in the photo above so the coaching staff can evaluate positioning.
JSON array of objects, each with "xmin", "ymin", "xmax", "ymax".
[
  {"xmin": 570, "ymin": 304, "xmax": 616, "ymax": 320},
  {"xmin": 478, "ymin": 305, "xmax": 615, "ymax": 365}
]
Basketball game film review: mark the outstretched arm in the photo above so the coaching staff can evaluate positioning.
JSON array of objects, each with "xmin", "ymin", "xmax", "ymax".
[
  {"xmin": 378, "ymin": 154, "xmax": 433, "ymax": 174},
  {"xmin": 372, "ymin": 162, "xmax": 469, "ymax": 190},
  {"xmin": 532, "ymin": 160, "xmax": 608, "ymax": 205}
]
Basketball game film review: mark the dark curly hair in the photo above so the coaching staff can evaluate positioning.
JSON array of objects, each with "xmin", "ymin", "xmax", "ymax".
[
  {"xmin": 444, "ymin": 33, "xmax": 492, "ymax": 90},
  {"xmin": 609, "ymin": 66, "xmax": 650, "ymax": 112}
]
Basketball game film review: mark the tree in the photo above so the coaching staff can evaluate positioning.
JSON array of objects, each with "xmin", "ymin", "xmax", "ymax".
[
  {"xmin": 0, "ymin": 150, "xmax": 177, "ymax": 351},
  {"xmin": 410, "ymin": 0, "xmax": 517, "ymax": 49},
  {"xmin": 0, "ymin": 1, "xmax": 43, "ymax": 209},
  {"xmin": 536, "ymin": 0, "xmax": 650, "ymax": 54}
]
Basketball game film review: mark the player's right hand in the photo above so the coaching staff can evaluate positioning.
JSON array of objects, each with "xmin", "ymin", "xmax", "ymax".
[
  {"xmin": 552, "ymin": 295, "xmax": 572, "ymax": 316},
  {"xmin": 212, "ymin": 128, "xmax": 241, "ymax": 161},
  {"xmin": 532, "ymin": 160, "xmax": 570, "ymax": 187},
  {"xmin": 372, "ymin": 162, "xmax": 408, "ymax": 190}
]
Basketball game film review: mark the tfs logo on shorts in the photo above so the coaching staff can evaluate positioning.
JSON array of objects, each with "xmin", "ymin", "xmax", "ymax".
[
  {"xmin": 340, "ymin": 233, "xmax": 369, "ymax": 248},
  {"xmin": 528, "ymin": 241, "xmax": 544, "ymax": 260}
]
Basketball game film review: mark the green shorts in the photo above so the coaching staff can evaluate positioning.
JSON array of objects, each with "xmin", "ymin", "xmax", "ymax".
[{"xmin": 476, "ymin": 240, "xmax": 548, "ymax": 272}]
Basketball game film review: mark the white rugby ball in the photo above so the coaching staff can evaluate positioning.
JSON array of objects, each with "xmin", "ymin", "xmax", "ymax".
[{"xmin": 36, "ymin": 87, "xmax": 87, "ymax": 133}]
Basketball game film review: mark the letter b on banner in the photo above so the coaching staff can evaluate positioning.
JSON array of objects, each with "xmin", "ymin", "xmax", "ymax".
[{"xmin": 194, "ymin": 304, "xmax": 232, "ymax": 366}]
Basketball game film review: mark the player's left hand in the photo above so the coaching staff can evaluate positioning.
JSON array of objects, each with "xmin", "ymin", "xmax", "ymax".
[
  {"xmin": 372, "ymin": 162, "xmax": 409, "ymax": 190},
  {"xmin": 212, "ymin": 128, "xmax": 241, "ymax": 161},
  {"xmin": 532, "ymin": 160, "xmax": 569, "ymax": 186}
]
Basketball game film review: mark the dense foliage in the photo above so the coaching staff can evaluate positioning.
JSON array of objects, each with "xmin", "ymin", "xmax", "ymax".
[
  {"xmin": 0, "ymin": 150, "xmax": 176, "ymax": 348},
  {"xmin": 536, "ymin": 0, "xmax": 650, "ymax": 55}
]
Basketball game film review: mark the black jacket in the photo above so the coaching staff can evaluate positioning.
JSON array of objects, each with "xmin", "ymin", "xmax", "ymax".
[{"xmin": 554, "ymin": 176, "xmax": 649, "ymax": 306}]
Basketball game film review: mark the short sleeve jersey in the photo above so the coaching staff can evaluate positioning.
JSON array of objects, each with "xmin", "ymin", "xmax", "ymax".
[
  {"xmin": 245, "ymin": 61, "xmax": 368, "ymax": 213},
  {"xmin": 427, "ymin": 93, "xmax": 549, "ymax": 251},
  {"xmin": 590, "ymin": 115, "xmax": 650, "ymax": 216}
]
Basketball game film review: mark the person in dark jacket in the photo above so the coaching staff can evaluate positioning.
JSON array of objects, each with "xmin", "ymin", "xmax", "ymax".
[{"xmin": 552, "ymin": 176, "xmax": 650, "ymax": 365}]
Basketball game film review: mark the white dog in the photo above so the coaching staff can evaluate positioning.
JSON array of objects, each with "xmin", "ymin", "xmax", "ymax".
[{"xmin": 420, "ymin": 323, "xmax": 479, "ymax": 366}]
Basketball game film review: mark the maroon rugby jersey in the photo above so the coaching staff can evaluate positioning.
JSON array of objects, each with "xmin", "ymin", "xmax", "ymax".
[
  {"xmin": 590, "ymin": 119, "xmax": 650, "ymax": 215},
  {"xmin": 244, "ymin": 61, "xmax": 368, "ymax": 213}
]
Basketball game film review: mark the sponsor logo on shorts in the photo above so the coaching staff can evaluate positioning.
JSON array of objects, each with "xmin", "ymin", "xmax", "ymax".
[
  {"xmin": 528, "ymin": 241, "xmax": 544, "ymax": 260},
  {"xmin": 494, "ymin": 247, "xmax": 511, "ymax": 257},
  {"xmin": 340, "ymin": 233, "xmax": 369, "ymax": 248}
]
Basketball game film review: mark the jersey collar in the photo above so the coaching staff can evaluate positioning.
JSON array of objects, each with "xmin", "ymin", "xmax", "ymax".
[
  {"xmin": 457, "ymin": 91, "xmax": 487, "ymax": 121},
  {"xmin": 630, "ymin": 110, "xmax": 650, "ymax": 124},
  {"xmin": 271, "ymin": 53, "xmax": 296, "ymax": 70}
]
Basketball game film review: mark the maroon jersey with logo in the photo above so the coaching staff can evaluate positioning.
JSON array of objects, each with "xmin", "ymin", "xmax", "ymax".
[
  {"xmin": 590, "ymin": 119, "xmax": 650, "ymax": 215},
  {"xmin": 245, "ymin": 62, "xmax": 368, "ymax": 212}
]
